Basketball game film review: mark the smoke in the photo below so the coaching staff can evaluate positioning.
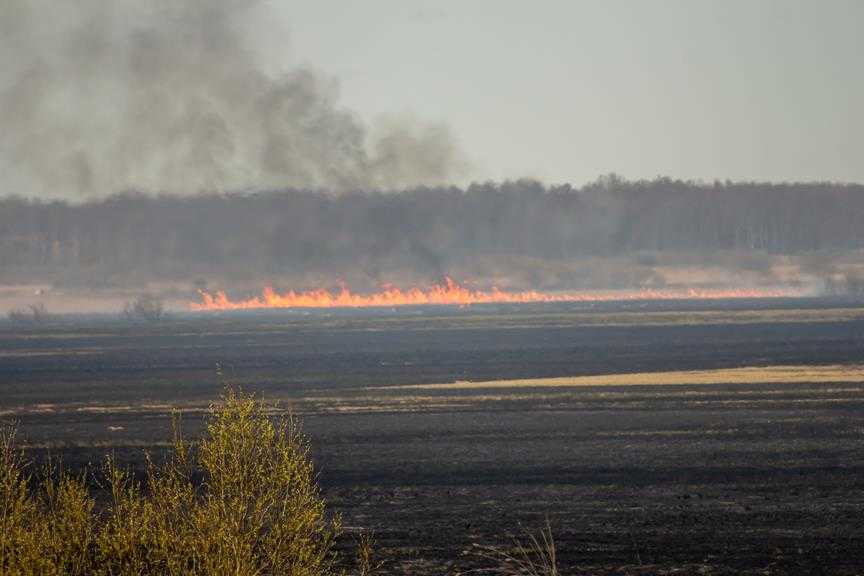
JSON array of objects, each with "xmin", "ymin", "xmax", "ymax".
[{"xmin": 0, "ymin": 0, "xmax": 467, "ymax": 199}]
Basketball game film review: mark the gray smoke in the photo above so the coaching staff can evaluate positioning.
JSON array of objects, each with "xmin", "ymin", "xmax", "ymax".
[{"xmin": 0, "ymin": 0, "xmax": 466, "ymax": 199}]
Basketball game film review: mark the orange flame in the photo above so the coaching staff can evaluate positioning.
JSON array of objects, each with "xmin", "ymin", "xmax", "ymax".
[{"xmin": 191, "ymin": 277, "xmax": 794, "ymax": 311}]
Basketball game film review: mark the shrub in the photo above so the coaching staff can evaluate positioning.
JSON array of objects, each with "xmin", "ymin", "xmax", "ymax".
[
  {"xmin": 7, "ymin": 303, "xmax": 50, "ymax": 325},
  {"xmin": 0, "ymin": 389, "xmax": 363, "ymax": 576},
  {"xmin": 122, "ymin": 294, "xmax": 166, "ymax": 323}
]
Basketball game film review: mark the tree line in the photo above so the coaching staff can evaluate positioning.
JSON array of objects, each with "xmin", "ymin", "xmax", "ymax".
[{"xmin": 1, "ymin": 176, "xmax": 862, "ymax": 286}]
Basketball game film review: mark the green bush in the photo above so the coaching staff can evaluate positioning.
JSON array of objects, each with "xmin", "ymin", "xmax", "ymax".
[{"xmin": 0, "ymin": 389, "xmax": 365, "ymax": 576}]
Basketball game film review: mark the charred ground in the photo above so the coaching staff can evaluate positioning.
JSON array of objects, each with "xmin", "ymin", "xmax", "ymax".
[{"xmin": 3, "ymin": 298, "xmax": 864, "ymax": 574}]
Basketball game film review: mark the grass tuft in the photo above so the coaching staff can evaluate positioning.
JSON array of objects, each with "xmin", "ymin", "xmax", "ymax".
[{"xmin": 470, "ymin": 521, "xmax": 559, "ymax": 576}]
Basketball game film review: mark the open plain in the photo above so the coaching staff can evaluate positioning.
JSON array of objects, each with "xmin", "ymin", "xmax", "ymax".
[{"xmin": 3, "ymin": 297, "xmax": 864, "ymax": 574}]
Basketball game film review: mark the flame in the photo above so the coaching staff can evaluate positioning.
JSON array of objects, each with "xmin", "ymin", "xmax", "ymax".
[{"xmin": 191, "ymin": 277, "xmax": 794, "ymax": 311}]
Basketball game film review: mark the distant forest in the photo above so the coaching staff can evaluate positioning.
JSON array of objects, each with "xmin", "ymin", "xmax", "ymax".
[{"xmin": 2, "ymin": 177, "xmax": 863, "ymax": 288}]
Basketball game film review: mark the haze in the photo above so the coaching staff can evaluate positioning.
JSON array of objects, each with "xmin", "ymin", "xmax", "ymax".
[
  {"xmin": 3, "ymin": 0, "xmax": 863, "ymax": 200},
  {"xmin": 2, "ymin": 0, "xmax": 864, "ymax": 312},
  {"xmin": 280, "ymin": 0, "xmax": 864, "ymax": 185}
]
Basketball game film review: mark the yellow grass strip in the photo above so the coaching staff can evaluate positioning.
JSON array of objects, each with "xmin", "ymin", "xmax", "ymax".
[{"xmin": 386, "ymin": 365, "xmax": 864, "ymax": 390}]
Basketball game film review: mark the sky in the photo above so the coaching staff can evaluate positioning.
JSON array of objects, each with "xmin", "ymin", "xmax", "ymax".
[{"xmin": 270, "ymin": 0, "xmax": 864, "ymax": 186}]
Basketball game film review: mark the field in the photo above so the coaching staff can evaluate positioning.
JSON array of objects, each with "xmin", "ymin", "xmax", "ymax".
[{"xmin": 3, "ymin": 298, "xmax": 864, "ymax": 574}]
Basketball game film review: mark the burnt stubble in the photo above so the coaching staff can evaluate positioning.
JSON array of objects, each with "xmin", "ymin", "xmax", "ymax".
[{"xmin": 4, "ymin": 298, "xmax": 864, "ymax": 574}]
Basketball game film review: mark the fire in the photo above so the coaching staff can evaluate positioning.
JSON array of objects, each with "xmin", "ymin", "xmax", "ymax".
[{"xmin": 191, "ymin": 277, "xmax": 794, "ymax": 311}]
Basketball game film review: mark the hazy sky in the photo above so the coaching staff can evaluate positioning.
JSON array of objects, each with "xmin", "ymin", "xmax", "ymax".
[{"xmin": 270, "ymin": 0, "xmax": 863, "ymax": 185}]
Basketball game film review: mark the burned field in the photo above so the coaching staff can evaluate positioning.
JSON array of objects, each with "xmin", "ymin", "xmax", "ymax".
[{"xmin": 3, "ymin": 298, "xmax": 864, "ymax": 574}]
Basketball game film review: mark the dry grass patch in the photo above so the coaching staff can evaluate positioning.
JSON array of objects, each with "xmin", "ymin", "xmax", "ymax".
[{"xmin": 386, "ymin": 365, "xmax": 864, "ymax": 391}]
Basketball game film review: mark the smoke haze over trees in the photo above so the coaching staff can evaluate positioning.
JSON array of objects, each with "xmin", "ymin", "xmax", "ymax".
[
  {"xmin": 2, "ymin": 177, "xmax": 863, "ymax": 295},
  {"xmin": 2, "ymin": 2, "xmax": 864, "ymax": 301}
]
